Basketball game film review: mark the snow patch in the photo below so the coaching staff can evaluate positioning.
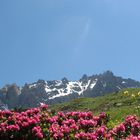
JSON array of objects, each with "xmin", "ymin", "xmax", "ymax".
[
  {"xmin": 103, "ymin": 83, "xmax": 106, "ymax": 88},
  {"xmin": 45, "ymin": 85, "xmax": 52, "ymax": 92},
  {"xmin": 29, "ymin": 84, "xmax": 37, "ymax": 88},
  {"xmin": 55, "ymin": 81, "xmax": 62, "ymax": 86},
  {"xmin": 49, "ymin": 91, "xmax": 70, "ymax": 99},
  {"xmin": 122, "ymin": 81, "xmax": 126, "ymax": 84},
  {"xmin": 90, "ymin": 82, "xmax": 96, "ymax": 89},
  {"xmin": 90, "ymin": 79, "xmax": 97, "ymax": 89},
  {"xmin": 77, "ymin": 80, "xmax": 91, "ymax": 95},
  {"xmin": 48, "ymin": 80, "xmax": 93, "ymax": 99},
  {"xmin": 116, "ymin": 86, "xmax": 121, "ymax": 90}
]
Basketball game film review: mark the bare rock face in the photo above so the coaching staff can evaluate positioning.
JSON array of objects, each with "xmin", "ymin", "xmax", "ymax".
[
  {"xmin": 3, "ymin": 84, "xmax": 20, "ymax": 108},
  {"xmin": 0, "ymin": 71, "xmax": 140, "ymax": 109}
]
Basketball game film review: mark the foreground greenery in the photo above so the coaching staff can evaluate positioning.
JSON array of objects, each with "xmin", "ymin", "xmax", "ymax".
[
  {"xmin": 0, "ymin": 104, "xmax": 140, "ymax": 139},
  {"xmin": 0, "ymin": 88, "xmax": 139, "ymax": 139}
]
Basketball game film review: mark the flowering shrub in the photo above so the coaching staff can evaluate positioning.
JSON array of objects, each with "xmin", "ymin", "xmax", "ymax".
[
  {"xmin": 0, "ymin": 104, "xmax": 139, "ymax": 139},
  {"xmin": 123, "ymin": 90, "xmax": 140, "ymax": 115},
  {"xmin": 123, "ymin": 90, "xmax": 140, "ymax": 99}
]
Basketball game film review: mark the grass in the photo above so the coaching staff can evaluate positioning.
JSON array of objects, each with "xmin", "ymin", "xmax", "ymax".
[{"xmin": 50, "ymin": 88, "xmax": 140, "ymax": 123}]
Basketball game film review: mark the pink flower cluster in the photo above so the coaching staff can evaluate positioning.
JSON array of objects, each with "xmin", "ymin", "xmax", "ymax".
[{"xmin": 0, "ymin": 104, "xmax": 139, "ymax": 139}]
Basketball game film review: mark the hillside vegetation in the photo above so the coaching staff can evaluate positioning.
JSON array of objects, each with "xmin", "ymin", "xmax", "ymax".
[
  {"xmin": 50, "ymin": 88, "xmax": 140, "ymax": 122},
  {"xmin": 0, "ymin": 88, "xmax": 139, "ymax": 139}
]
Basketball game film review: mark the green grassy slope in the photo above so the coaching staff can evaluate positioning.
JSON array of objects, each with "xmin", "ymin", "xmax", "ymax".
[{"xmin": 50, "ymin": 88, "xmax": 140, "ymax": 122}]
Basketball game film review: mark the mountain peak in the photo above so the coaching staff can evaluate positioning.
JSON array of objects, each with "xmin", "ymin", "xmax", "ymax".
[
  {"xmin": 102, "ymin": 70, "xmax": 114, "ymax": 76},
  {"xmin": 37, "ymin": 79, "xmax": 46, "ymax": 84},
  {"xmin": 81, "ymin": 74, "xmax": 88, "ymax": 80},
  {"xmin": 0, "ymin": 71, "xmax": 140, "ymax": 109},
  {"xmin": 61, "ymin": 77, "xmax": 69, "ymax": 83}
]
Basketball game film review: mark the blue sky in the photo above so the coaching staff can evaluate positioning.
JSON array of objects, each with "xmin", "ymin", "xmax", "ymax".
[{"xmin": 0, "ymin": 0, "xmax": 140, "ymax": 87}]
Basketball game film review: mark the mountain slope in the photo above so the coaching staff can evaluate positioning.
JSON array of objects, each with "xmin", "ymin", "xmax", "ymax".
[
  {"xmin": 50, "ymin": 88, "xmax": 140, "ymax": 121},
  {"xmin": 0, "ymin": 71, "xmax": 140, "ymax": 109}
]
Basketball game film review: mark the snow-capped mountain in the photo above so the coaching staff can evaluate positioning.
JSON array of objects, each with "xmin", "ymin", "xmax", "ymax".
[{"xmin": 0, "ymin": 71, "xmax": 140, "ymax": 109}]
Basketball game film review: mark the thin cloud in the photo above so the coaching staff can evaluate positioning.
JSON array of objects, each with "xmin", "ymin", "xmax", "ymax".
[
  {"xmin": 74, "ymin": 18, "xmax": 91, "ymax": 53},
  {"xmin": 81, "ymin": 18, "xmax": 91, "ymax": 40}
]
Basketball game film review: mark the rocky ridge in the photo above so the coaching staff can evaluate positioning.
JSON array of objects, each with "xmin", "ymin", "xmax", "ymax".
[{"xmin": 0, "ymin": 71, "xmax": 140, "ymax": 109}]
